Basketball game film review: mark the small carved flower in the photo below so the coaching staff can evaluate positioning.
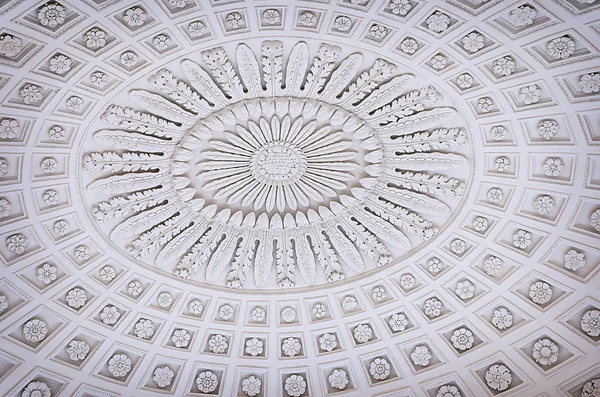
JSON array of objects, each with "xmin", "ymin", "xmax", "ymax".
[
  {"xmin": 451, "ymin": 238, "xmax": 466, "ymax": 254},
  {"xmin": 128, "ymin": 280, "xmax": 143, "ymax": 296},
  {"xmin": 462, "ymin": 32, "xmax": 485, "ymax": 53},
  {"xmin": 108, "ymin": 354, "xmax": 131, "ymax": 378},
  {"xmin": 490, "ymin": 125, "xmax": 507, "ymax": 141},
  {"xmin": 564, "ymin": 249, "xmax": 586, "ymax": 271},
  {"xmin": 0, "ymin": 198, "xmax": 10, "ymax": 218},
  {"xmin": 189, "ymin": 300, "xmax": 203, "ymax": 315},
  {"xmin": 372, "ymin": 286, "xmax": 387, "ymax": 301},
  {"xmin": 120, "ymin": 51, "xmax": 138, "ymax": 67},
  {"xmin": 430, "ymin": 54, "xmax": 447, "ymax": 70},
  {"xmin": 37, "ymin": 263, "xmax": 57, "ymax": 284},
  {"xmin": 250, "ymin": 306, "xmax": 265, "ymax": 321},
  {"xmin": 153, "ymin": 34, "xmax": 170, "ymax": 50},
  {"xmin": 424, "ymin": 297, "xmax": 443, "ymax": 318},
  {"xmin": 281, "ymin": 307, "xmax": 296, "ymax": 323},
  {"xmin": 245, "ymin": 337, "xmax": 263, "ymax": 356},
  {"xmin": 188, "ymin": 21, "xmax": 205, "ymax": 37},
  {"xmin": 532, "ymin": 338, "xmax": 559, "ymax": 365},
  {"xmin": 153, "ymin": 366, "xmax": 174, "ymax": 388},
  {"xmin": 0, "ymin": 119, "xmax": 18, "ymax": 139},
  {"xmin": 312, "ymin": 302, "xmax": 327, "ymax": 318},
  {"xmin": 74, "ymin": 245, "xmax": 90, "ymax": 261},
  {"xmin": 510, "ymin": 5, "xmax": 536, "ymax": 27},
  {"xmin": 0, "ymin": 294, "xmax": 7, "ymax": 313},
  {"xmin": 484, "ymin": 255, "xmax": 503, "ymax": 276},
  {"xmin": 342, "ymin": 295, "xmax": 357, "ymax": 311},
  {"xmin": 168, "ymin": 0, "xmax": 187, "ymax": 7},
  {"xmin": 328, "ymin": 368, "xmax": 349, "ymax": 390},
  {"xmin": 492, "ymin": 307, "xmax": 513, "ymax": 329},
  {"xmin": 389, "ymin": 0, "xmax": 411, "ymax": 15},
  {"xmin": 100, "ymin": 266, "xmax": 116, "ymax": 282},
  {"xmin": 582, "ymin": 378, "xmax": 600, "ymax": 397},
  {"xmin": 319, "ymin": 332, "xmax": 338, "ymax": 351},
  {"xmin": 456, "ymin": 73, "xmax": 474, "ymax": 89},
  {"xmin": 84, "ymin": 28, "xmax": 107, "ymax": 50},
  {"xmin": 22, "ymin": 381, "xmax": 51, "ymax": 397},
  {"xmin": 493, "ymin": 56, "xmax": 516, "ymax": 77},
  {"xmin": 41, "ymin": 157, "xmax": 58, "ymax": 173},
  {"xmin": 66, "ymin": 96, "xmax": 83, "ymax": 112},
  {"xmin": 6, "ymin": 234, "xmax": 27, "ymax": 254},
  {"xmin": 242, "ymin": 375, "xmax": 261, "ymax": 397},
  {"xmin": 543, "ymin": 158, "xmax": 564, "ymax": 177},
  {"xmin": 368, "ymin": 24, "xmax": 388, "ymax": 39},
  {"xmin": 512, "ymin": 229, "xmax": 532, "ymax": 249},
  {"xmin": 157, "ymin": 292, "xmax": 173, "ymax": 308},
  {"xmin": 282, "ymin": 337, "xmax": 302, "ymax": 357},
  {"xmin": 67, "ymin": 339, "xmax": 89, "ymax": 361},
  {"xmin": 389, "ymin": 312, "xmax": 408, "ymax": 332},
  {"xmin": 473, "ymin": 216, "xmax": 488, "ymax": 232},
  {"xmin": 226, "ymin": 12, "xmax": 244, "ymax": 28},
  {"xmin": 581, "ymin": 309, "xmax": 600, "ymax": 337},
  {"xmin": 134, "ymin": 318, "xmax": 155, "ymax": 339},
  {"xmin": 262, "ymin": 9, "xmax": 281, "ymax": 25},
  {"xmin": 334, "ymin": 16, "xmax": 351, "ymax": 32},
  {"xmin": 298, "ymin": 12, "xmax": 316, "ymax": 27},
  {"xmin": 208, "ymin": 334, "xmax": 228, "ymax": 354},
  {"xmin": 584, "ymin": 73, "xmax": 600, "ymax": 93},
  {"xmin": 590, "ymin": 208, "xmax": 600, "ymax": 232},
  {"xmin": 436, "ymin": 385, "xmax": 461, "ymax": 397},
  {"xmin": 284, "ymin": 374, "xmax": 306, "ymax": 397},
  {"xmin": 354, "ymin": 323, "xmax": 373, "ymax": 343},
  {"xmin": 20, "ymin": 84, "xmax": 43, "ymax": 104},
  {"xmin": 529, "ymin": 281, "xmax": 553, "ymax": 305},
  {"xmin": 0, "ymin": 34, "xmax": 23, "ymax": 57},
  {"xmin": 534, "ymin": 195, "xmax": 555, "ymax": 215},
  {"xmin": 369, "ymin": 357, "xmax": 391, "ymax": 380},
  {"xmin": 48, "ymin": 125, "xmax": 65, "ymax": 141},
  {"xmin": 485, "ymin": 364, "xmax": 511, "ymax": 391},
  {"xmin": 66, "ymin": 287, "xmax": 87, "ymax": 309},
  {"xmin": 519, "ymin": 84, "xmax": 542, "ymax": 105},
  {"xmin": 487, "ymin": 187, "xmax": 503, "ymax": 203},
  {"xmin": 547, "ymin": 36, "xmax": 575, "ymax": 60},
  {"xmin": 400, "ymin": 37, "xmax": 418, "ymax": 54},
  {"xmin": 123, "ymin": 7, "xmax": 147, "ymax": 27},
  {"xmin": 49, "ymin": 54, "xmax": 72, "ymax": 74},
  {"xmin": 477, "ymin": 97, "xmax": 493, "ymax": 113},
  {"xmin": 538, "ymin": 119, "xmax": 558, "ymax": 140},
  {"xmin": 451, "ymin": 327, "xmax": 474, "ymax": 351},
  {"xmin": 100, "ymin": 305, "xmax": 120, "ymax": 325},
  {"xmin": 23, "ymin": 318, "xmax": 47, "ymax": 342},
  {"xmin": 426, "ymin": 11, "xmax": 451, "ymax": 33},
  {"xmin": 400, "ymin": 273, "xmax": 415, "ymax": 290},
  {"xmin": 495, "ymin": 156, "xmax": 510, "ymax": 172},
  {"xmin": 37, "ymin": 2, "xmax": 66, "ymax": 27},
  {"xmin": 411, "ymin": 345, "xmax": 432, "ymax": 366},
  {"xmin": 428, "ymin": 257, "xmax": 443, "ymax": 273},
  {"xmin": 196, "ymin": 371, "xmax": 218, "ymax": 393},
  {"xmin": 43, "ymin": 189, "xmax": 59, "ymax": 205},
  {"xmin": 456, "ymin": 280, "xmax": 475, "ymax": 300},
  {"xmin": 171, "ymin": 329, "xmax": 190, "ymax": 348}
]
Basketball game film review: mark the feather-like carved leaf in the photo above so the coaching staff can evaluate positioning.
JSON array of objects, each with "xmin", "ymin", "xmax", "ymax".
[
  {"xmin": 83, "ymin": 152, "xmax": 168, "ymax": 173},
  {"xmin": 377, "ymin": 108, "xmax": 458, "ymax": 138},
  {"xmin": 322, "ymin": 224, "xmax": 364, "ymax": 272},
  {"xmin": 201, "ymin": 47, "xmax": 245, "ymax": 101},
  {"xmin": 150, "ymin": 69, "xmax": 213, "ymax": 117},
  {"xmin": 206, "ymin": 230, "xmax": 242, "ymax": 283},
  {"xmin": 385, "ymin": 170, "xmax": 465, "ymax": 196},
  {"xmin": 386, "ymin": 128, "xmax": 466, "ymax": 153},
  {"xmin": 111, "ymin": 201, "xmax": 185, "ymax": 238},
  {"xmin": 301, "ymin": 44, "xmax": 340, "ymax": 98},
  {"xmin": 335, "ymin": 59, "xmax": 396, "ymax": 107},
  {"xmin": 93, "ymin": 187, "xmax": 172, "ymax": 222},
  {"xmin": 383, "ymin": 152, "xmax": 467, "ymax": 171},
  {"xmin": 130, "ymin": 90, "xmax": 196, "ymax": 124},
  {"xmin": 87, "ymin": 172, "xmax": 170, "ymax": 193},
  {"xmin": 319, "ymin": 53, "xmax": 363, "ymax": 102},
  {"xmin": 156, "ymin": 216, "xmax": 214, "ymax": 266},
  {"xmin": 253, "ymin": 230, "xmax": 273, "ymax": 288},
  {"xmin": 354, "ymin": 74, "xmax": 414, "ymax": 115},
  {"xmin": 103, "ymin": 105, "xmax": 184, "ymax": 139},
  {"xmin": 285, "ymin": 42, "xmax": 309, "ymax": 97},
  {"xmin": 262, "ymin": 40, "xmax": 283, "ymax": 96},
  {"xmin": 129, "ymin": 212, "xmax": 194, "ymax": 258},
  {"xmin": 181, "ymin": 59, "xmax": 229, "ymax": 107},
  {"xmin": 93, "ymin": 130, "xmax": 175, "ymax": 152},
  {"xmin": 236, "ymin": 44, "xmax": 263, "ymax": 98}
]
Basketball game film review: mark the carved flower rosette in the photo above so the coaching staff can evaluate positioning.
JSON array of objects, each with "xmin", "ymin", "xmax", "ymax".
[{"xmin": 81, "ymin": 39, "xmax": 471, "ymax": 290}]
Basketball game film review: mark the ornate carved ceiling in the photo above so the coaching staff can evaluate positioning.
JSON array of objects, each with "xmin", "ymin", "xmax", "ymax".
[{"xmin": 0, "ymin": 0, "xmax": 599, "ymax": 396}]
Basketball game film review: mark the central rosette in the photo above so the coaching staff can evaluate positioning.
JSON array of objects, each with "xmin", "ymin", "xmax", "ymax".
[
  {"xmin": 197, "ymin": 112, "xmax": 357, "ymax": 212},
  {"xmin": 81, "ymin": 38, "xmax": 472, "ymax": 290}
]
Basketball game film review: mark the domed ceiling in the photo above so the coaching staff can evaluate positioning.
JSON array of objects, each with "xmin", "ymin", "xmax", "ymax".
[{"xmin": 0, "ymin": 0, "xmax": 599, "ymax": 395}]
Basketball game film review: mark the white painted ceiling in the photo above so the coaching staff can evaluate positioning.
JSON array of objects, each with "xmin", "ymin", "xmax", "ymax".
[{"xmin": 0, "ymin": 0, "xmax": 599, "ymax": 396}]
